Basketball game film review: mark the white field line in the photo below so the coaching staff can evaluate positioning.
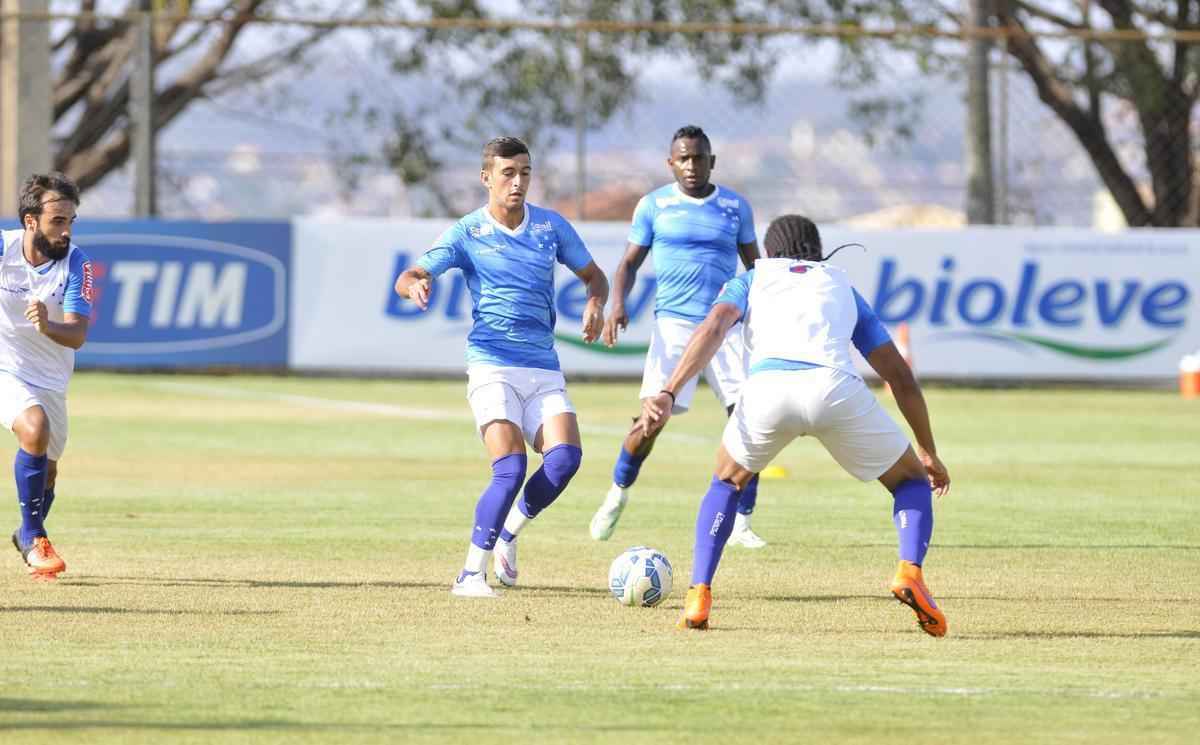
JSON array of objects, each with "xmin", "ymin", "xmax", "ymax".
[
  {"xmin": 422, "ymin": 682, "xmax": 1175, "ymax": 700},
  {"xmin": 148, "ymin": 380, "xmax": 714, "ymax": 443}
]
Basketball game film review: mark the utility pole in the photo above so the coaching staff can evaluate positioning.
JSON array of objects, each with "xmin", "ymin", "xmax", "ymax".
[
  {"xmin": 574, "ymin": 27, "xmax": 587, "ymax": 221},
  {"xmin": 0, "ymin": 0, "xmax": 52, "ymax": 216},
  {"xmin": 965, "ymin": 0, "xmax": 995, "ymax": 224},
  {"xmin": 131, "ymin": 0, "xmax": 157, "ymax": 216}
]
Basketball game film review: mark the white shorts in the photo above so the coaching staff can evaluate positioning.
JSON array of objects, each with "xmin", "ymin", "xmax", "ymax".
[
  {"xmin": 0, "ymin": 372, "xmax": 68, "ymax": 460},
  {"xmin": 722, "ymin": 367, "xmax": 909, "ymax": 481},
  {"xmin": 467, "ymin": 365, "xmax": 575, "ymax": 447},
  {"xmin": 638, "ymin": 316, "xmax": 746, "ymax": 414}
]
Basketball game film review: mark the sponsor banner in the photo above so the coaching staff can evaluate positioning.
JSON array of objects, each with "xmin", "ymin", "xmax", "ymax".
[
  {"xmin": 73, "ymin": 221, "xmax": 290, "ymax": 367},
  {"xmin": 822, "ymin": 227, "xmax": 1199, "ymax": 378},
  {"xmin": 292, "ymin": 219, "xmax": 1200, "ymax": 380},
  {"xmin": 291, "ymin": 218, "xmax": 646, "ymax": 373}
]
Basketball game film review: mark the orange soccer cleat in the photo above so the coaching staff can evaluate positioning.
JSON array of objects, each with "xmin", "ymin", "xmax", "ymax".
[
  {"xmin": 890, "ymin": 560, "xmax": 946, "ymax": 637},
  {"xmin": 677, "ymin": 583, "xmax": 712, "ymax": 630},
  {"xmin": 12, "ymin": 532, "xmax": 66, "ymax": 578}
]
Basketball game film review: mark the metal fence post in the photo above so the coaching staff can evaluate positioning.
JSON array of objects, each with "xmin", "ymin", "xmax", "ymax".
[
  {"xmin": 574, "ymin": 26, "xmax": 587, "ymax": 221},
  {"xmin": 131, "ymin": 0, "xmax": 157, "ymax": 217}
]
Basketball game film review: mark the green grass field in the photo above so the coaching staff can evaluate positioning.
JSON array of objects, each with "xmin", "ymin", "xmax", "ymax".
[{"xmin": 1, "ymin": 373, "xmax": 1197, "ymax": 744}]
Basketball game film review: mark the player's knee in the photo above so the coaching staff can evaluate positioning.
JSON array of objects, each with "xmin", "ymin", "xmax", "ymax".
[
  {"xmin": 543, "ymin": 444, "xmax": 582, "ymax": 485},
  {"xmin": 13, "ymin": 408, "xmax": 50, "ymax": 455},
  {"xmin": 491, "ymin": 453, "xmax": 528, "ymax": 497}
]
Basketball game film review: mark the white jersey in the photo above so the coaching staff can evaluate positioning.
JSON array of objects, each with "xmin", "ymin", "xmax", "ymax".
[
  {"xmin": 742, "ymin": 258, "xmax": 861, "ymax": 378},
  {"xmin": 0, "ymin": 229, "xmax": 93, "ymax": 393}
]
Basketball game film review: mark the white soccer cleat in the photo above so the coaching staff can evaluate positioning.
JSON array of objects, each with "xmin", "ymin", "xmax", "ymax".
[
  {"xmin": 451, "ymin": 571, "xmax": 499, "ymax": 598},
  {"xmin": 589, "ymin": 484, "xmax": 629, "ymax": 541},
  {"xmin": 493, "ymin": 539, "xmax": 518, "ymax": 587},
  {"xmin": 727, "ymin": 513, "xmax": 767, "ymax": 549}
]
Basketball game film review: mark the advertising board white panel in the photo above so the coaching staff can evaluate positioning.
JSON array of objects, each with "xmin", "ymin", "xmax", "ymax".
[{"xmin": 293, "ymin": 219, "xmax": 1200, "ymax": 380}]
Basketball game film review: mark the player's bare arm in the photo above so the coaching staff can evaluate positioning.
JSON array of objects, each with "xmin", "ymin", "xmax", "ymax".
[
  {"xmin": 395, "ymin": 266, "xmax": 433, "ymax": 310},
  {"xmin": 867, "ymin": 341, "xmax": 950, "ymax": 496},
  {"xmin": 602, "ymin": 243, "xmax": 650, "ymax": 347},
  {"xmin": 640, "ymin": 302, "xmax": 741, "ymax": 434},
  {"xmin": 573, "ymin": 260, "xmax": 609, "ymax": 344},
  {"xmin": 27, "ymin": 305, "xmax": 89, "ymax": 350},
  {"xmin": 737, "ymin": 240, "xmax": 760, "ymax": 271}
]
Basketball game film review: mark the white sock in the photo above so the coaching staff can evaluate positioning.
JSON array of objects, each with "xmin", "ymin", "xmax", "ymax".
[
  {"xmin": 463, "ymin": 544, "xmax": 489, "ymax": 575},
  {"xmin": 733, "ymin": 512, "xmax": 751, "ymax": 532},
  {"xmin": 502, "ymin": 503, "xmax": 531, "ymax": 540},
  {"xmin": 606, "ymin": 483, "xmax": 628, "ymax": 505}
]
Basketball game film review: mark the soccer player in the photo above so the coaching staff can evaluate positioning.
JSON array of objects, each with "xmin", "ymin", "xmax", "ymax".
[
  {"xmin": 641, "ymin": 215, "xmax": 952, "ymax": 636},
  {"xmin": 589, "ymin": 125, "xmax": 767, "ymax": 548},
  {"xmin": 1, "ymin": 173, "xmax": 93, "ymax": 579},
  {"xmin": 394, "ymin": 137, "xmax": 609, "ymax": 598}
]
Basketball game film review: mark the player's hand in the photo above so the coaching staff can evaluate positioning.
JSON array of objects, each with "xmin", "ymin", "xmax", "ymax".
[
  {"xmin": 640, "ymin": 391, "xmax": 674, "ymax": 436},
  {"xmin": 581, "ymin": 300, "xmax": 604, "ymax": 344},
  {"xmin": 25, "ymin": 300, "xmax": 48, "ymax": 333},
  {"xmin": 919, "ymin": 449, "xmax": 950, "ymax": 497},
  {"xmin": 405, "ymin": 277, "xmax": 432, "ymax": 310},
  {"xmin": 602, "ymin": 306, "xmax": 628, "ymax": 348}
]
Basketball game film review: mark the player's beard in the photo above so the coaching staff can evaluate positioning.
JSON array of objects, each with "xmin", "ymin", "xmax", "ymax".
[{"xmin": 33, "ymin": 229, "xmax": 69, "ymax": 261}]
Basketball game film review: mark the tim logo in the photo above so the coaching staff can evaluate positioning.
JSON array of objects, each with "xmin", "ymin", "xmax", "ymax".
[
  {"xmin": 789, "ymin": 265, "xmax": 810, "ymax": 274},
  {"xmin": 79, "ymin": 234, "xmax": 286, "ymax": 355}
]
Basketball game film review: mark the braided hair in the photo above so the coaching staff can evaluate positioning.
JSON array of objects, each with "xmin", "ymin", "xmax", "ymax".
[{"xmin": 763, "ymin": 215, "xmax": 823, "ymax": 260}]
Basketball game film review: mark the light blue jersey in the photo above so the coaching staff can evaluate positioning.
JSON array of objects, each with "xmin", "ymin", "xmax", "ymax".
[
  {"xmin": 417, "ymin": 204, "xmax": 593, "ymax": 371},
  {"xmin": 715, "ymin": 267, "xmax": 892, "ymax": 375},
  {"xmin": 630, "ymin": 183, "xmax": 756, "ymax": 322}
]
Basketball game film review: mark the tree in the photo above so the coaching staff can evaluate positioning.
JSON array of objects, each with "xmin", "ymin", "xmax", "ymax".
[
  {"xmin": 792, "ymin": 1, "xmax": 1198, "ymax": 227},
  {"xmin": 51, "ymin": 0, "xmax": 348, "ymax": 191},
  {"xmin": 330, "ymin": 1, "xmax": 784, "ymax": 215}
]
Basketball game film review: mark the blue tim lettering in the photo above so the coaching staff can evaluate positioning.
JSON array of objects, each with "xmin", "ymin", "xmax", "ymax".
[
  {"xmin": 1095, "ymin": 280, "xmax": 1140, "ymax": 325},
  {"xmin": 1011, "ymin": 262, "xmax": 1038, "ymax": 326},
  {"xmin": 1141, "ymin": 282, "xmax": 1189, "ymax": 328},
  {"xmin": 1037, "ymin": 280, "xmax": 1085, "ymax": 327},
  {"xmin": 930, "ymin": 258, "xmax": 954, "ymax": 324},
  {"xmin": 556, "ymin": 280, "xmax": 589, "ymax": 321},
  {"xmin": 625, "ymin": 278, "xmax": 658, "ymax": 319},
  {"xmin": 384, "ymin": 253, "xmax": 426, "ymax": 318},
  {"xmin": 957, "ymin": 279, "xmax": 1005, "ymax": 325},
  {"xmin": 873, "ymin": 259, "xmax": 924, "ymax": 324}
]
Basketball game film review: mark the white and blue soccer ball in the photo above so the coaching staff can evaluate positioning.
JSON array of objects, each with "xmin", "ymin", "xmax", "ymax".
[{"xmin": 608, "ymin": 546, "xmax": 672, "ymax": 607}]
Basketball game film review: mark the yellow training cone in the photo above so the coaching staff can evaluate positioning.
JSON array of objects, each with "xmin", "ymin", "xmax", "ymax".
[{"xmin": 760, "ymin": 465, "xmax": 789, "ymax": 480}]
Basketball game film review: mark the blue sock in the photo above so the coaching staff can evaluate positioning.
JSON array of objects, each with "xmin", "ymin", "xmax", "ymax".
[
  {"xmin": 690, "ymin": 475, "xmax": 740, "ymax": 586},
  {"xmin": 612, "ymin": 446, "xmax": 645, "ymax": 488},
  {"xmin": 736, "ymin": 474, "xmax": 759, "ymax": 515},
  {"xmin": 500, "ymin": 445, "xmax": 583, "ymax": 541},
  {"xmin": 42, "ymin": 488, "xmax": 55, "ymax": 519},
  {"xmin": 892, "ymin": 478, "xmax": 934, "ymax": 565},
  {"xmin": 15, "ymin": 449, "xmax": 48, "ymax": 546},
  {"xmin": 470, "ymin": 454, "xmax": 527, "ymax": 550}
]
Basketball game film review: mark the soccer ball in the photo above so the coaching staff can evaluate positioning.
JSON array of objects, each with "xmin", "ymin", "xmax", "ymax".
[{"xmin": 608, "ymin": 546, "xmax": 672, "ymax": 607}]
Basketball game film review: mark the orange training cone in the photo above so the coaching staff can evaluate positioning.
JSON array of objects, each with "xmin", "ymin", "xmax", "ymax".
[{"xmin": 1181, "ymin": 354, "xmax": 1200, "ymax": 399}]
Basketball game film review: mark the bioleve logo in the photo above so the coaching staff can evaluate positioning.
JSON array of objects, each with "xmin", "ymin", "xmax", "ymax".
[
  {"xmin": 873, "ymin": 257, "xmax": 1189, "ymax": 360},
  {"xmin": 384, "ymin": 252, "xmax": 656, "ymax": 355}
]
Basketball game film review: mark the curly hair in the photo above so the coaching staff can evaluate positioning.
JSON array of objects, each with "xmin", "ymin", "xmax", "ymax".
[{"xmin": 19, "ymin": 172, "xmax": 80, "ymax": 225}]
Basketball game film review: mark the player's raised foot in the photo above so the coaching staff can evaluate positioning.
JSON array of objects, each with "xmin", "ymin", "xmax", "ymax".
[
  {"xmin": 727, "ymin": 513, "xmax": 767, "ymax": 549},
  {"xmin": 15, "ymin": 534, "xmax": 67, "ymax": 578},
  {"xmin": 493, "ymin": 539, "xmax": 518, "ymax": 587},
  {"xmin": 589, "ymin": 484, "xmax": 628, "ymax": 541},
  {"xmin": 890, "ymin": 560, "xmax": 947, "ymax": 637},
  {"xmin": 677, "ymin": 584, "xmax": 712, "ymax": 630},
  {"xmin": 451, "ymin": 571, "xmax": 499, "ymax": 598}
]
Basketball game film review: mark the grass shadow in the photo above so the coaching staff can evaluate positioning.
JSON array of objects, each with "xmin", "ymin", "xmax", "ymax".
[
  {"xmin": 0, "ymin": 606, "xmax": 283, "ymax": 616},
  {"xmin": 958, "ymin": 630, "xmax": 1200, "ymax": 640},
  {"xmin": 0, "ymin": 698, "xmax": 112, "ymax": 713},
  {"xmin": 65, "ymin": 576, "xmax": 449, "ymax": 591}
]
